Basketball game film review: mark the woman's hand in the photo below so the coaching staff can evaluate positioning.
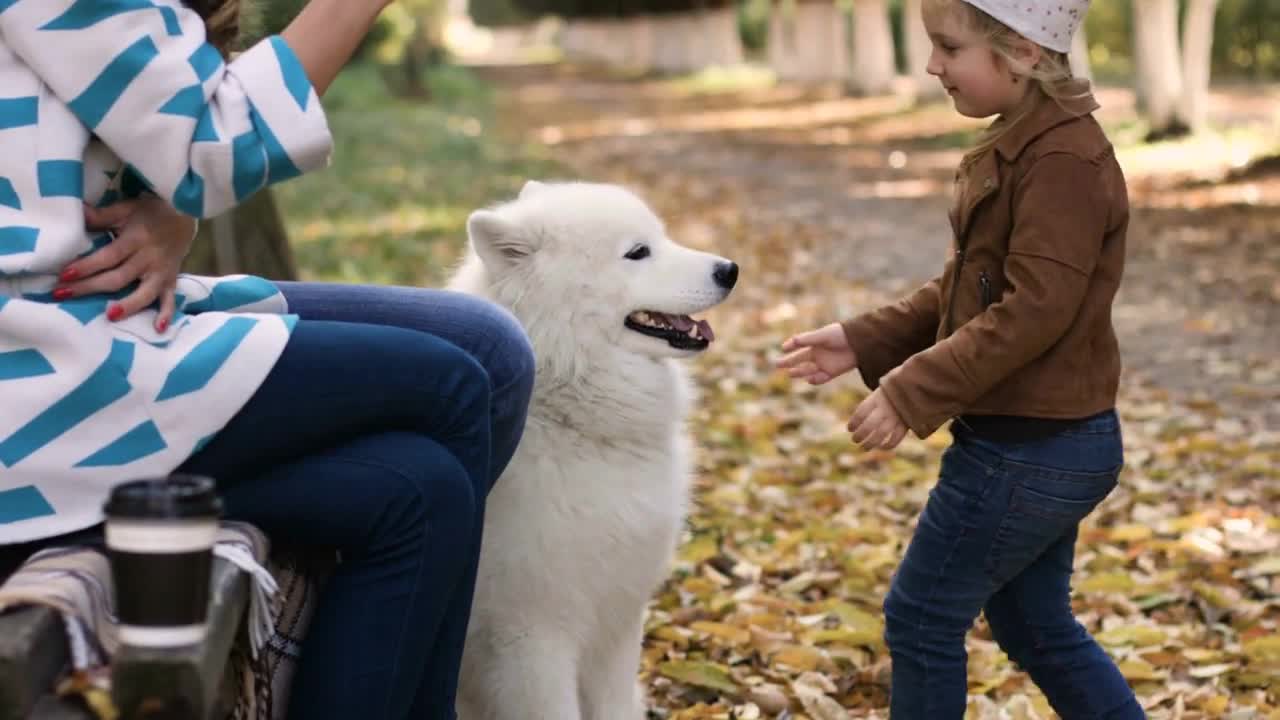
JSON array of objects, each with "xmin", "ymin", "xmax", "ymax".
[{"xmin": 57, "ymin": 198, "xmax": 196, "ymax": 331}]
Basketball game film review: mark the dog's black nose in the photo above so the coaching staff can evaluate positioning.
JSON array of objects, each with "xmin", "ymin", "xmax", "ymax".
[{"xmin": 713, "ymin": 261, "xmax": 738, "ymax": 290}]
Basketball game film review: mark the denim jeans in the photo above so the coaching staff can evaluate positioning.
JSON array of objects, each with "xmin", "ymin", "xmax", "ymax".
[
  {"xmin": 883, "ymin": 410, "xmax": 1145, "ymax": 719},
  {"xmin": 179, "ymin": 282, "xmax": 535, "ymax": 720}
]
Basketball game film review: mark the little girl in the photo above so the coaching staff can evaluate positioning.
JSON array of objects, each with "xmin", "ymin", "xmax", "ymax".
[{"xmin": 777, "ymin": 0, "xmax": 1144, "ymax": 717}]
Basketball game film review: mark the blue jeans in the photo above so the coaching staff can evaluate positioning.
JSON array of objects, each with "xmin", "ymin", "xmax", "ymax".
[
  {"xmin": 883, "ymin": 411, "xmax": 1145, "ymax": 719},
  {"xmin": 179, "ymin": 282, "xmax": 534, "ymax": 720}
]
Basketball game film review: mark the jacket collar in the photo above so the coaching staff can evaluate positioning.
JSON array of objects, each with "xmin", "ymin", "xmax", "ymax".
[{"xmin": 993, "ymin": 81, "xmax": 1099, "ymax": 162}]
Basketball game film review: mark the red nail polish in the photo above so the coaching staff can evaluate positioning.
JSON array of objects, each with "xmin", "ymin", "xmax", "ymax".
[
  {"xmin": 53, "ymin": 288, "xmax": 73, "ymax": 300},
  {"xmin": 107, "ymin": 305, "xmax": 124, "ymax": 321},
  {"xmin": 156, "ymin": 318, "xmax": 169, "ymax": 333},
  {"xmin": 59, "ymin": 268, "xmax": 79, "ymax": 282}
]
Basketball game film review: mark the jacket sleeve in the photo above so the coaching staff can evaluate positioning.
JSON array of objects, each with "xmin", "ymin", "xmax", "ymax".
[
  {"xmin": 0, "ymin": 0, "xmax": 332, "ymax": 218},
  {"xmin": 879, "ymin": 152, "xmax": 1109, "ymax": 437},
  {"xmin": 841, "ymin": 271, "xmax": 945, "ymax": 390}
]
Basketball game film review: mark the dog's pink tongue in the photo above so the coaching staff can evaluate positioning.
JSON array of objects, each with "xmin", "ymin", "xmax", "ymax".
[
  {"xmin": 696, "ymin": 319, "xmax": 715, "ymax": 342},
  {"xmin": 667, "ymin": 314, "xmax": 694, "ymax": 332}
]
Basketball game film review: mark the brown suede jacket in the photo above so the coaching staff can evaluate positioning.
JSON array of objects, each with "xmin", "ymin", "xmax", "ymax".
[{"xmin": 842, "ymin": 86, "xmax": 1129, "ymax": 438}]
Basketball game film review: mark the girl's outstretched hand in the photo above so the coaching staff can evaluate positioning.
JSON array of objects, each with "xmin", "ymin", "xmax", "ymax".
[{"xmin": 776, "ymin": 322, "xmax": 858, "ymax": 385}]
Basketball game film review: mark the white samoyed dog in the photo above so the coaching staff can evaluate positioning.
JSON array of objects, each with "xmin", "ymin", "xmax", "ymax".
[{"xmin": 448, "ymin": 180, "xmax": 738, "ymax": 719}]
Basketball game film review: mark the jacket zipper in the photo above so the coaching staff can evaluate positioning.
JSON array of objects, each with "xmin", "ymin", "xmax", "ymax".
[{"xmin": 979, "ymin": 271, "xmax": 992, "ymax": 308}]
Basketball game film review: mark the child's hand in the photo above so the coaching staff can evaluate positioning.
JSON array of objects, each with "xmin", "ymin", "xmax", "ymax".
[
  {"xmin": 777, "ymin": 323, "xmax": 858, "ymax": 385},
  {"xmin": 848, "ymin": 388, "xmax": 908, "ymax": 451},
  {"xmin": 58, "ymin": 198, "xmax": 195, "ymax": 331}
]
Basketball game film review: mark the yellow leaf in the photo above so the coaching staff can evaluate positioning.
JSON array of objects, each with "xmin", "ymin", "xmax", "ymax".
[
  {"xmin": 1197, "ymin": 695, "xmax": 1230, "ymax": 714},
  {"xmin": 1108, "ymin": 524, "xmax": 1154, "ymax": 542},
  {"xmin": 679, "ymin": 532, "xmax": 721, "ymax": 564},
  {"xmin": 658, "ymin": 660, "xmax": 739, "ymax": 694},
  {"xmin": 800, "ymin": 627, "xmax": 883, "ymax": 649},
  {"xmin": 1078, "ymin": 572, "xmax": 1136, "ymax": 594},
  {"xmin": 690, "ymin": 621, "xmax": 752, "ymax": 645},
  {"xmin": 1243, "ymin": 634, "xmax": 1280, "ymax": 664},
  {"xmin": 1192, "ymin": 581, "xmax": 1239, "ymax": 609},
  {"xmin": 651, "ymin": 625, "xmax": 693, "ymax": 648},
  {"xmin": 1118, "ymin": 659, "xmax": 1165, "ymax": 682},
  {"xmin": 770, "ymin": 644, "xmax": 827, "ymax": 672},
  {"xmin": 681, "ymin": 576, "xmax": 720, "ymax": 598},
  {"xmin": 1096, "ymin": 625, "xmax": 1168, "ymax": 647}
]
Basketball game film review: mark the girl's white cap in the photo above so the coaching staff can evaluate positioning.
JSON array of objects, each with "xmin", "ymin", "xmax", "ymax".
[{"xmin": 961, "ymin": 0, "xmax": 1090, "ymax": 53}]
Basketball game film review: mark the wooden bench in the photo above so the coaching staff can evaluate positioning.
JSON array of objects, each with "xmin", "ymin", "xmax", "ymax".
[{"xmin": 0, "ymin": 555, "xmax": 250, "ymax": 720}]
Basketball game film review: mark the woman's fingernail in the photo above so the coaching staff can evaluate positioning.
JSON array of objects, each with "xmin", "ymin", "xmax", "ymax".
[
  {"xmin": 107, "ymin": 305, "xmax": 124, "ymax": 321},
  {"xmin": 53, "ymin": 288, "xmax": 73, "ymax": 300},
  {"xmin": 59, "ymin": 268, "xmax": 79, "ymax": 282},
  {"xmin": 156, "ymin": 318, "xmax": 169, "ymax": 332}
]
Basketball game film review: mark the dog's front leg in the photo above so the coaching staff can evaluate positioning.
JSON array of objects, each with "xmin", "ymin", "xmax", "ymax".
[
  {"xmin": 580, "ymin": 620, "xmax": 648, "ymax": 720},
  {"xmin": 460, "ymin": 633, "xmax": 583, "ymax": 720}
]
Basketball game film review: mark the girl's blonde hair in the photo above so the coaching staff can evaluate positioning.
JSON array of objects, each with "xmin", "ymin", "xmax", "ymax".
[{"xmin": 923, "ymin": 0, "xmax": 1091, "ymax": 163}]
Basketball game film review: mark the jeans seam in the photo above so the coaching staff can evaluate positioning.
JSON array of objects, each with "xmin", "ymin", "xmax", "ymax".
[
  {"xmin": 322, "ymin": 453, "xmax": 438, "ymax": 720},
  {"xmin": 911, "ymin": 464, "xmax": 989, "ymax": 717}
]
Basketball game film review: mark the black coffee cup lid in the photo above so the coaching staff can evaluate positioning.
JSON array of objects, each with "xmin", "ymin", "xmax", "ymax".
[{"xmin": 104, "ymin": 475, "xmax": 223, "ymax": 519}]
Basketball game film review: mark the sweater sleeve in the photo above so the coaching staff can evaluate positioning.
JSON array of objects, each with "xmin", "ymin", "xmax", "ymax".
[
  {"xmin": 0, "ymin": 0, "xmax": 332, "ymax": 218},
  {"xmin": 840, "ymin": 271, "xmax": 945, "ymax": 390}
]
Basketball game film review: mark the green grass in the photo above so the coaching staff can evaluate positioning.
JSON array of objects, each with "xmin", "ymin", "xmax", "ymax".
[{"xmin": 274, "ymin": 63, "xmax": 561, "ymax": 287}]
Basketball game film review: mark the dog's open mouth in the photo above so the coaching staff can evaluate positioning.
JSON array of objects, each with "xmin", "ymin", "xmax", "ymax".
[{"xmin": 625, "ymin": 311, "xmax": 715, "ymax": 350}]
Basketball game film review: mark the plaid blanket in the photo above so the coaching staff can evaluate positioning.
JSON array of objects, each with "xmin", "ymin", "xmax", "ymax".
[{"xmin": 0, "ymin": 522, "xmax": 324, "ymax": 720}]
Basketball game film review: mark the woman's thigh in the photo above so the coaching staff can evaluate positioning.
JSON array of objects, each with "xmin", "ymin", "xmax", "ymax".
[
  {"xmin": 275, "ymin": 281, "xmax": 532, "ymax": 396},
  {"xmin": 180, "ymin": 318, "xmax": 492, "ymax": 491}
]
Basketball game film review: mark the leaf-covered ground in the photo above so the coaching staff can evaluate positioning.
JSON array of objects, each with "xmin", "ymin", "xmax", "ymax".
[{"xmin": 472, "ymin": 63, "xmax": 1280, "ymax": 719}]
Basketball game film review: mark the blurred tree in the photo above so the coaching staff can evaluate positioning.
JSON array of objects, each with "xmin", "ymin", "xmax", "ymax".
[
  {"xmin": 901, "ymin": 0, "xmax": 943, "ymax": 99},
  {"xmin": 1181, "ymin": 0, "xmax": 1221, "ymax": 131},
  {"xmin": 850, "ymin": 0, "xmax": 897, "ymax": 95},
  {"xmin": 1133, "ymin": 0, "xmax": 1189, "ymax": 139},
  {"xmin": 368, "ymin": 0, "xmax": 453, "ymax": 98}
]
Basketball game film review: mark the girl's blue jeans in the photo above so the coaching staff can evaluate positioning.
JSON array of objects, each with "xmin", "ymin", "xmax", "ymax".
[
  {"xmin": 884, "ymin": 410, "xmax": 1146, "ymax": 719},
  {"xmin": 179, "ymin": 282, "xmax": 535, "ymax": 720}
]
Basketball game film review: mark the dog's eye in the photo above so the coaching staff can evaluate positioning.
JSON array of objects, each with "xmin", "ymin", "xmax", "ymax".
[{"xmin": 624, "ymin": 245, "xmax": 650, "ymax": 261}]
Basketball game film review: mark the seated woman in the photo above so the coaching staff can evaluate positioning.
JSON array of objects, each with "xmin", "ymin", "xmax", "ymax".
[{"xmin": 0, "ymin": 1, "xmax": 534, "ymax": 718}]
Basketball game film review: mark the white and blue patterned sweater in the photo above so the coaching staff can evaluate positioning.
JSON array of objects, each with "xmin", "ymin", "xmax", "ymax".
[{"xmin": 0, "ymin": 0, "xmax": 332, "ymax": 543}]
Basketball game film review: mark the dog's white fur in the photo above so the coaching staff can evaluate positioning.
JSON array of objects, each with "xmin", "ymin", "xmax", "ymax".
[{"xmin": 448, "ymin": 181, "xmax": 736, "ymax": 720}]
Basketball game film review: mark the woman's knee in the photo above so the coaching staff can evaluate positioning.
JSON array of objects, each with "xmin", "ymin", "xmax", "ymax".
[
  {"xmin": 403, "ymin": 330, "xmax": 494, "ymax": 422},
  {"xmin": 457, "ymin": 294, "xmax": 534, "ymax": 398}
]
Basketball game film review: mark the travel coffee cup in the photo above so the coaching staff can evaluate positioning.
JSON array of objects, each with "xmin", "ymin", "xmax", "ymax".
[{"xmin": 103, "ymin": 474, "xmax": 222, "ymax": 648}]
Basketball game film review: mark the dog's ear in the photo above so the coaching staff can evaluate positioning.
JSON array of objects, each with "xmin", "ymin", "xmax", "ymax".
[
  {"xmin": 518, "ymin": 180, "xmax": 547, "ymax": 199},
  {"xmin": 467, "ymin": 209, "xmax": 533, "ymax": 268}
]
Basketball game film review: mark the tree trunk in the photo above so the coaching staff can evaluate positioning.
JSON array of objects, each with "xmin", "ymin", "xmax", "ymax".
[
  {"xmin": 848, "ymin": 0, "xmax": 896, "ymax": 95},
  {"xmin": 766, "ymin": 0, "xmax": 803, "ymax": 79},
  {"xmin": 1180, "ymin": 0, "xmax": 1219, "ymax": 132},
  {"xmin": 1131, "ymin": 0, "xmax": 1188, "ymax": 140},
  {"xmin": 184, "ymin": 189, "xmax": 297, "ymax": 281},
  {"xmin": 699, "ymin": 4, "xmax": 744, "ymax": 68},
  {"xmin": 625, "ymin": 15, "xmax": 655, "ymax": 71},
  {"xmin": 791, "ymin": 0, "xmax": 847, "ymax": 81},
  {"xmin": 903, "ymin": 0, "xmax": 941, "ymax": 100},
  {"xmin": 1069, "ymin": 25, "xmax": 1092, "ymax": 82}
]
